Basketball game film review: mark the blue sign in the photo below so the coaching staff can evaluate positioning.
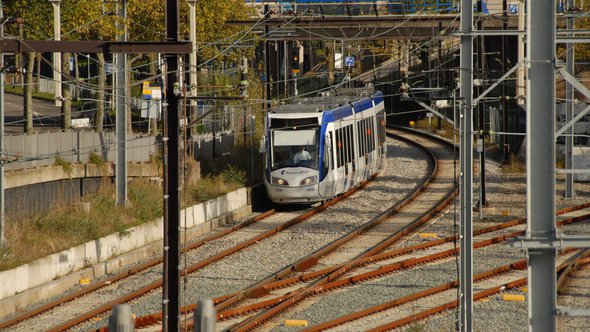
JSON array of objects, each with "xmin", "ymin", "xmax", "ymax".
[
  {"xmin": 344, "ymin": 56, "xmax": 355, "ymax": 67},
  {"xmin": 509, "ymin": 4, "xmax": 519, "ymax": 14}
]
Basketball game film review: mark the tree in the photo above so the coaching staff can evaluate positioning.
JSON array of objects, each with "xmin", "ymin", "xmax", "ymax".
[
  {"xmin": 4, "ymin": 1, "xmax": 52, "ymax": 134},
  {"xmin": 60, "ymin": 0, "xmax": 117, "ymax": 132}
]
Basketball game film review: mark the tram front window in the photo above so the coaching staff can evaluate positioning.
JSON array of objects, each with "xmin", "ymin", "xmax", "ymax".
[{"xmin": 271, "ymin": 129, "xmax": 318, "ymax": 170}]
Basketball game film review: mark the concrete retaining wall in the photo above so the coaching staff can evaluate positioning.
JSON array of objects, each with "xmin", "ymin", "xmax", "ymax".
[
  {"xmin": 0, "ymin": 187, "xmax": 249, "ymax": 316},
  {"xmin": 4, "ymin": 163, "xmax": 166, "ymax": 218}
]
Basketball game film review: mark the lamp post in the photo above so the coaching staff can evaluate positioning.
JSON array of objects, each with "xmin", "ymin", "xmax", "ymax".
[
  {"xmin": 187, "ymin": 0, "xmax": 198, "ymax": 158},
  {"xmin": 0, "ymin": 2, "xmax": 5, "ymax": 246},
  {"xmin": 187, "ymin": 0, "xmax": 198, "ymax": 99},
  {"xmin": 49, "ymin": 0, "xmax": 62, "ymax": 107}
]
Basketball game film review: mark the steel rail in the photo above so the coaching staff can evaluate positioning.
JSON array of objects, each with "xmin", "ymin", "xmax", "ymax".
[
  {"xmin": 215, "ymin": 206, "xmax": 590, "ymax": 301},
  {"xmin": 68, "ymin": 163, "xmax": 384, "ymax": 331},
  {"xmin": 53, "ymin": 191, "xmax": 359, "ymax": 332},
  {"xmin": 300, "ymin": 228, "xmax": 590, "ymax": 331},
  {"xmin": 0, "ymin": 210, "xmax": 276, "ymax": 330},
  {"xmin": 226, "ymin": 130, "xmax": 454, "ymax": 331},
  {"xmin": 128, "ymin": 130, "xmax": 440, "ymax": 330},
  {"xmin": 304, "ymin": 260, "xmax": 528, "ymax": 332},
  {"xmin": 216, "ymin": 211, "xmax": 590, "ymax": 322},
  {"xmin": 215, "ymin": 130, "xmax": 440, "ymax": 312},
  {"xmin": 557, "ymin": 249, "xmax": 590, "ymax": 292},
  {"xmin": 366, "ymin": 252, "xmax": 580, "ymax": 332}
]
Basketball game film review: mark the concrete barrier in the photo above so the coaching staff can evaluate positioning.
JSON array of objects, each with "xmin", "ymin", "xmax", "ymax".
[
  {"xmin": 0, "ymin": 187, "xmax": 250, "ymax": 317},
  {"xmin": 4, "ymin": 163, "xmax": 163, "ymax": 189}
]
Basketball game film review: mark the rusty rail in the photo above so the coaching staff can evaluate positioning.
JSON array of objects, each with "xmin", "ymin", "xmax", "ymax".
[
  {"xmin": 62, "ymin": 172, "xmax": 381, "ymax": 331},
  {"xmin": 366, "ymin": 253, "xmax": 580, "ymax": 332},
  {"xmin": 218, "ymin": 210, "xmax": 590, "ymax": 329},
  {"xmin": 226, "ymin": 130, "xmax": 453, "ymax": 331},
  {"xmin": 130, "ymin": 129, "xmax": 443, "ymax": 330},
  {"xmin": 0, "ymin": 210, "xmax": 276, "ymax": 330}
]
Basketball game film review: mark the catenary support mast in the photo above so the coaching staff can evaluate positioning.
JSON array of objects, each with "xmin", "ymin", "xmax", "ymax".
[
  {"xmin": 459, "ymin": 0, "xmax": 474, "ymax": 330},
  {"xmin": 526, "ymin": 1, "xmax": 556, "ymax": 331},
  {"xmin": 565, "ymin": 0, "xmax": 575, "ymax": 197},
  {"xmin": 164, "ymin": 0, "xmax": 180, "ymax": 330}
]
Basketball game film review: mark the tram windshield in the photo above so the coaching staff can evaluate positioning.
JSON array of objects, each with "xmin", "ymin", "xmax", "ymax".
[{"xmin": 271, "ymin": 128, "xmax": 318, "ymax": 170}]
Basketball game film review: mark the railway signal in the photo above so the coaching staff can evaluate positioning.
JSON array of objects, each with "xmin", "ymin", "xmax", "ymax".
[{"xmin": 291, "ymin": 47, "xmax": 300, "ymax": 76}]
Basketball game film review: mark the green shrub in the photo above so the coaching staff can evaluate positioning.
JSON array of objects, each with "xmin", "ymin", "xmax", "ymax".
[{"xmin": 54, "ymin": 154, "xmax": 73, "ymax": 176}]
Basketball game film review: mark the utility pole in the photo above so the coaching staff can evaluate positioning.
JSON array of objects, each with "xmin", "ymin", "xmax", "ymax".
[
  {"xmin": 49, "ymin": 0, "xmax": 62, "ymax": 107},
  {"xmin": 264, "ymin": 5, "xmax": 271, "ymax": 110},
  {"xmin": 565, "ymin": 0, "xmax": 575, "ymax": 197},
  {"xmin": 0, "ymin": 0, "xmax": 5, "ymax": 246},
  {"xmin": 116, "ymin": 0, "xmax": 127, "ymax": 206},
  {"xmin": 477, "ymin": 0, "xmax": 487, "ymax": 210},
  {"xmin": 164, "ymin": 0, "xmax": 180, "ymax": 330},
  {"xmin": 501, "ymin": 0, "xmax": 509, "ymax": 163},
  {"xmin": 188, "ymin": 0, "xmax": 197, "ymax": 99},
  {"xmin": 459, "ymin": 0, "xmax": 474, "ymax": 330},
  {"xmin": 525, "ymin": 1, "xmax": 556, "ymax": 330},
  {"xmin": 516, "ymin": 0, "xmax": 525, "ymax": 104},
  {"xmin": 187, "ymin": 0, "xmax": 198, "ymax": 151}
]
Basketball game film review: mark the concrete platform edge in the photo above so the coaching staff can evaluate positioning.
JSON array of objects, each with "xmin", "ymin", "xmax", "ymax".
[{"xmin": 0, "ymin": 189, "xmax": 251, "ymax": 318}]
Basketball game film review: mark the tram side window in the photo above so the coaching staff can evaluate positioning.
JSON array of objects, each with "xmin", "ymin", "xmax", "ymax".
[
  {"xmin": 369, "ymin": 118, "xmax": 375, "ymax": 152},
  {"xmin": 359, "ymin": 120, "xmax": 365, "ymax": 156},
  {"xmin": 357, "ymin": 122, "xmax": 363, "ymax": 157},
  {"xmin": 346, "ymin": 125, "xmax": 353, "ymax": 164},
  {"xmin": 363, "ymin": 119, "xmax": 369, "ymax": 155},
  {"xmin": 328, "ymin": 132, "xmax": 335, "ymax": 171},
  {"xmin": 336, "ymin": 128, "xmax": 343, "ymax": 168}
]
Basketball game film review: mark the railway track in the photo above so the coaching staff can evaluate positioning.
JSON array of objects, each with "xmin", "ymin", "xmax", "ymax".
[
  {"xmin": 188, "ymin": 205, "xmax": 590, "ymax": 331},
  {"xmin": 208, "ymin": 127, "xmax": 457, "ymax": 331},
  {"xmin": 284, "ymin": 210, "xmax": 590, "ymax": 331},
  {"xmin": 2, "ymin": 130, "xmax": 434, "ymax": 331},
  {"xmin": 4, "ymin": 187, "xmax": 367, "ymax": 332},
  {"xmin": 556, "ymin": 248, "xmax": 590, "ymax": 330},
  {"xmin": 105, "ymin": 127, "xmax": 451, "ymax": 331}
]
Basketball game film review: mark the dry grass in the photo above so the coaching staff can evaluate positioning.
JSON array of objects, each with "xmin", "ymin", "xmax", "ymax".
[
  {"xmin": 0, "ymin": 169, "xmax": 245, "ymax": 271},
  {"xmin": 502, "ymin": 155, "xmax": 526, "ymax": 174}
]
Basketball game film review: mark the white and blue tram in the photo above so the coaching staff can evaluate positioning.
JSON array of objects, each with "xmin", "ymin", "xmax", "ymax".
[{"xmin": 262, "ymin": 87, "xmax": 387, "ymax": 204}]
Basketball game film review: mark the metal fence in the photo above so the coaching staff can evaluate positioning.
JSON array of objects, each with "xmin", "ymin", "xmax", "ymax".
[{"xmin": 3, "ymin": 130, "xmax": 158, "ymax": 171}]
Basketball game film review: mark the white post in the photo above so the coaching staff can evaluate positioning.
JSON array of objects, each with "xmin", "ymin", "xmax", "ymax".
[
  {"xmin": 187, "ymin": 0, "xmax": 198, "ymax": 98},
  {"xmin": 116, "ymin": 0, "xmax": 127, "ymax": 206},
  {"xmin": 50, "ymin": 0, "xmax": 62, "ymax": 107},
  {"xmin": 0, "ymin": 2, "xmax": 5, "ymax": 245}
]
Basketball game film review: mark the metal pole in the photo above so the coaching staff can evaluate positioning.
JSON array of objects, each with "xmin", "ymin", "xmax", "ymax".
[
  {"xmin": 526, "ymin": 1, "xmax": 556, "ymax": 331},
  {"xmin": 187, "ymin": 0, "xmax": 198, "ymax": 159},
  {"xmin": 108, "ymin": 304, "xmax": 134, "ymax": 332},
  {"xmin": 116, "ymin": 0, "xmax": 127, "ymax": 206},
  {"xmin": 477, "ymin": 1, "xmax": 486, "ymax": 208},
  {"xmin": 565, "ymin": 0, "xmax": 575, "ymax": 197},
  {"xmin": 50, "ymin": 0, "xmax": 62, "ymax": 107},
  {"xmin": 459, "ymin": 0, "xmax": 474, "ymax": 330},
  {"xmin": 188, "ymin": 0, "xmax": 197, "ymax": 99},
  {"xmin": 283, "ymin": 41, "xmax": 288, "ymax": 99},
  {"xmin": 516, "ymin": 0, "xmax": 525, "ymax": 104},
  {"xmin": 193, "ymin": 299, "xmax": 216, "ymax": 332},
  {"xmin": 164, "ymin": 0, "xmax": 180, "ymax": 330},
  {"xmin": 0, "ymin": 1, "xmax": 5, "ymax": 245},
  {"xmin": 502, "ymin": 0, "xmax": 509, "ymax": 164},
  {"xmin": 264, "ymin": 5, "xmax": 271, "ymax": 109}
]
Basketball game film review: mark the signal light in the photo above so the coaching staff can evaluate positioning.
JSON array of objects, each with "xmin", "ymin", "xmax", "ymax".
[{"xmin": 291, "ymin": 48, "xmax": 300, "ymax": 75}]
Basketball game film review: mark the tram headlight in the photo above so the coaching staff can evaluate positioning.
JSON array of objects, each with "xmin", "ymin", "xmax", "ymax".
[
  {"xmin": 300, "ymin": 175, "xmax": 318, "ymax": 185},
  {"xmin": 272, "ymin": 177, "xmax": 289, "ymax": 186}
]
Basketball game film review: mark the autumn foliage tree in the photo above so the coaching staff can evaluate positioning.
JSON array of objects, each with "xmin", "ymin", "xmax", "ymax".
[{"xmin": 4, "ymin": 0, "xmax": 256, "ymax": 133}]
